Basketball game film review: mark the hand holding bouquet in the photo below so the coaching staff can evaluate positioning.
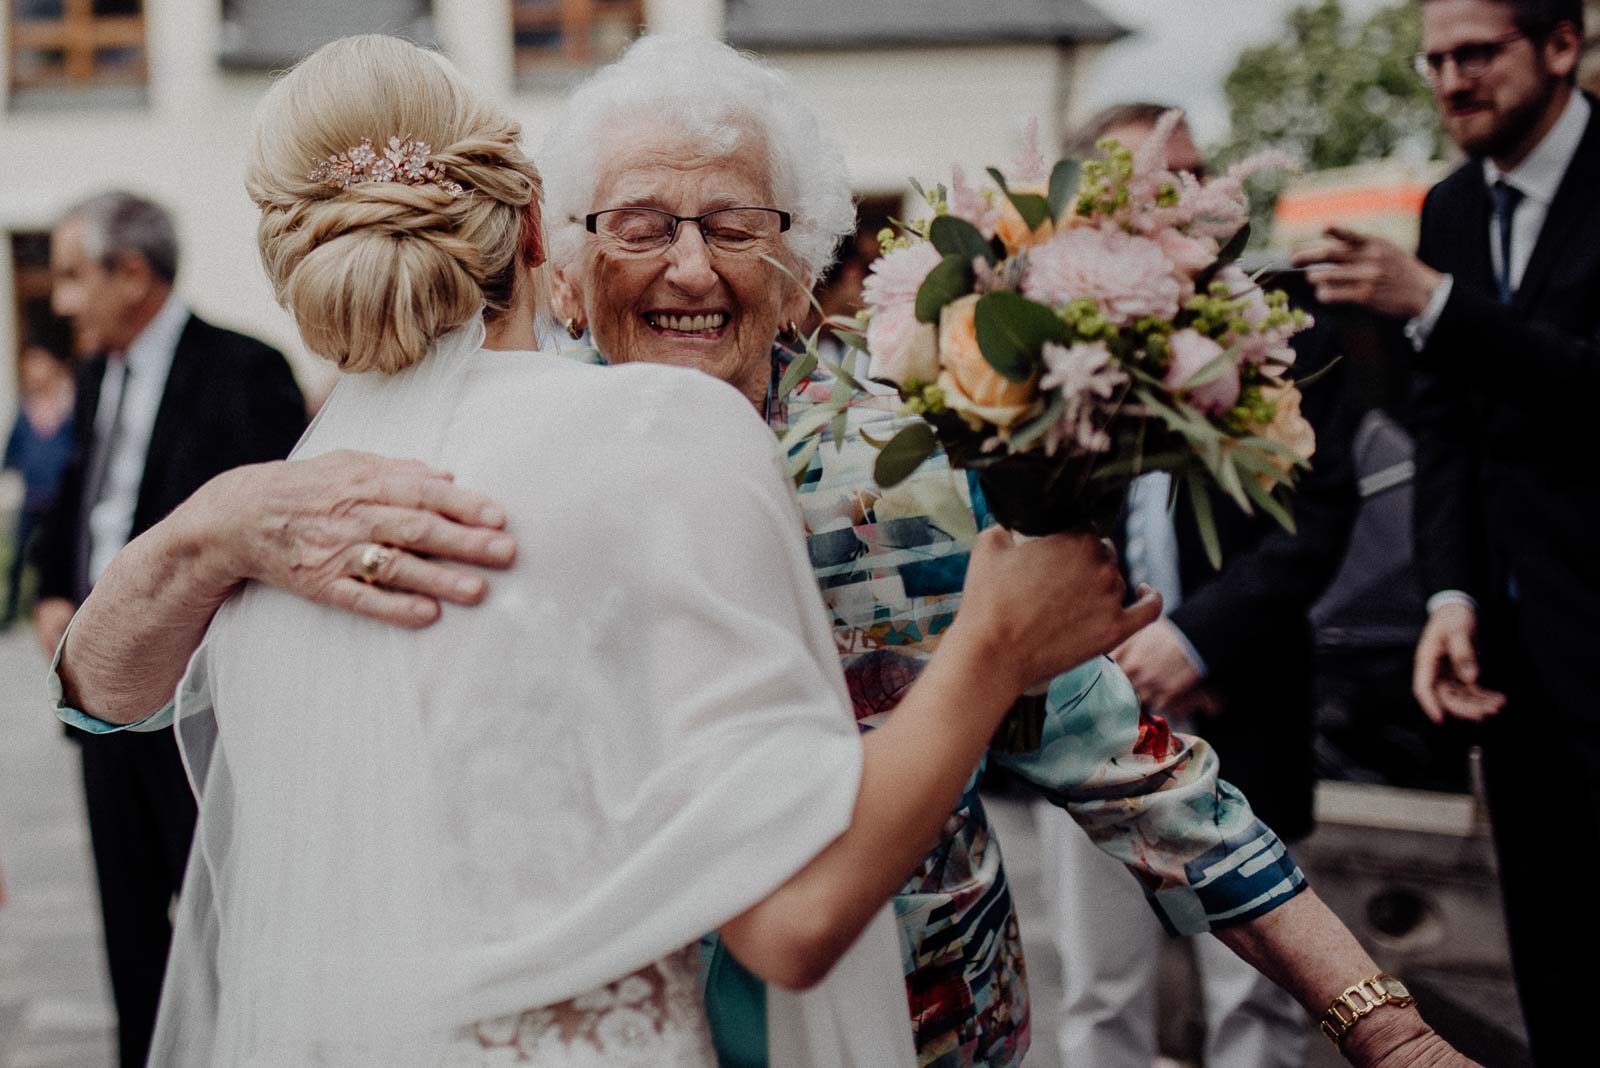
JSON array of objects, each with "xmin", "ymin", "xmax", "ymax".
[{"xmin": 860, "ymin": 114, "xmax": 1317, "ymax": 566}]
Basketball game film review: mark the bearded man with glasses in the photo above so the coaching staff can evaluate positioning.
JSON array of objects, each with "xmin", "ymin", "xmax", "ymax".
[{"xmin": 1295, "ymin": 1, "xmax": 1597, "ymax": 1060}]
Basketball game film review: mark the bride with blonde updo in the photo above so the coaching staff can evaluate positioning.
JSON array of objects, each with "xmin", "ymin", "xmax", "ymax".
[{"xmin": 149, "ymin": 32, "xmax": 927, "ymax": 1068}]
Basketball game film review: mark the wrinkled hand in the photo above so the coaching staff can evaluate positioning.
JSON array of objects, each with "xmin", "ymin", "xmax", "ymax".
[
  {"xmin": 1291, "ymin": 227, "xmax": 1444, "ymax": 319},
  {"xmin": 33, "ymin": 596, "xmax": 75, "ymax": 661},
  {"xmin": 957, "ymin": 529, "xmax": 1162, "ymax": 695},
  {"xmin": 190, "ymin": 450, "xmax": 517, "ymax": 628},
  {"xmin": 1412, "ymin": 602, "xmax": 1506, "ymax": 724},
  {"xmin": 1112, "ymin": 618, "xmax": 1202, "ymax": 711},
  {"xmin": 1342, "ymin": 1007, "xmax": 1483, "ymax": 1068}
]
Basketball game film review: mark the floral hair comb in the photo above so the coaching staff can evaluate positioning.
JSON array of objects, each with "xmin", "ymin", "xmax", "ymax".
[{"xmin": 308, "ymin": 136, "xmax": 465, "ymax": 198}]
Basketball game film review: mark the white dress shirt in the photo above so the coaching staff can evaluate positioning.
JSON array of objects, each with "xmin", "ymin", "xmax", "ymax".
[
  {"xmin": 1405, "ymin": 92, "xmax": 1591, "ymax": 615},
  {"xmin": 86, "ymin": 293, "xmax": 189, "ymax": 587},
  {"xmin": 1125, "ymin": 470, "xmax": 1207, "ymax": 676}
]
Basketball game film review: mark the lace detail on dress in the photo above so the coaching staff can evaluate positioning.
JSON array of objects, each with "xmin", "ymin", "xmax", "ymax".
[{"xmin": 441, "ymin": 946, "xmax": 716, "ymax": 1067}]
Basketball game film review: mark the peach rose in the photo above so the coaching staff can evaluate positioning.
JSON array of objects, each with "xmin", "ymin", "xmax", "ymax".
[
  {"xmin": 1254, "ymin": 383, "xmax": 1316, "ymax": 484},
  {"xmin": 993, "ymin": 185, "xmax": 1055, "ymax": 254},
  {"xmin": 938, "ymin": 295, "xmax": 1038, "ymax": 418},
  {"xmin": 938, "ymin": 370, "xmax": 1037, "ymax": 431}
]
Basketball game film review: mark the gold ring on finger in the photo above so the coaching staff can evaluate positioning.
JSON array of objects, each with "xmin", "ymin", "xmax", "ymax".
[{"xmin": 356, "ymin": 544, "xmax": 396, "ymax": 584}]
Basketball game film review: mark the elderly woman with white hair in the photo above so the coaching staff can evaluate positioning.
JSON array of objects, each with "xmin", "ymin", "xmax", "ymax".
[{"xmin": 57, "ymin": 34, "xmax": 1477, "ymax": 1068}]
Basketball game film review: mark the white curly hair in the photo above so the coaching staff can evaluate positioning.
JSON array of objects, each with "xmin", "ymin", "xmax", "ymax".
[{"xmin": 538, "ymin": 34, "xmax": 856, "ymax": 284}]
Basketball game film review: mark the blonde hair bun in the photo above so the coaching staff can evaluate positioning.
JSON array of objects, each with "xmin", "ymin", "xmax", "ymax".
[{"xmin": 247, "ymin": 35, "xmax": 542, "ymax": 374}]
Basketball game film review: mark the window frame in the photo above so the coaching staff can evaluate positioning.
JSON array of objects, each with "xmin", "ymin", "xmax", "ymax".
[
  {"xmin": 512, "ymin": 0, "xmax": 644, "ymax": 83},
  {"xmin": 8, "ymin": 0, "xmax": 148, "ymax": 96}
]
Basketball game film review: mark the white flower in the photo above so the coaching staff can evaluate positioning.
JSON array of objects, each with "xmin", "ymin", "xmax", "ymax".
[
  {"xmin": 1038, "ymin": 341, "xmax": 1127, "ymax": 454},
  {"xmin": 863, "ymin": 242, "xmax": 943, "ymax": 386}
]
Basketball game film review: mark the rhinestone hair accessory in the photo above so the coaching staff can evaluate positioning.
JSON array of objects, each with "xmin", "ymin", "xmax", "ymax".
[{"xmin": 308, "ymin": 136, "xmax": 466, "ymax": 198}]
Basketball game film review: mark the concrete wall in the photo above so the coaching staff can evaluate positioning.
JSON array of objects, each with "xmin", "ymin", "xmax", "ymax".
[{"xmin": 0, "ymin": 0, "xmax": 1094, "ymax": 423}]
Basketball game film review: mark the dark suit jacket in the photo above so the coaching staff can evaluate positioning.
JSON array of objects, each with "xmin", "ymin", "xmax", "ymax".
[
  {"xmin": 1409, "ymin": 93, "xmax": 1600, "ymax": 722},
  {"xmin": 1119, "ymin": 293, "xmax": 1359, "ymax": 839},
  {"xmin": 34, "ymin": 311, "xmax": 307, "ymax": 606}
]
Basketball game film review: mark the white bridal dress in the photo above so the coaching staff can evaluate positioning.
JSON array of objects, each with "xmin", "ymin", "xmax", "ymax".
[{"xmin": 149, "ymin": 321, "xmax": 915, "ymax": 1067}]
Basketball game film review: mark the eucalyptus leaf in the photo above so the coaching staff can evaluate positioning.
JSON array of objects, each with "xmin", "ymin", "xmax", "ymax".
[
  {"xmin": 874, "ymin": 422, "xmax": 939, "ymax": 487},
  {"xmin": 817, "ymin": 353, "xmax": 865, "ymax": 393},
  {"xmin": 929, "ymin": 215, "xmax": 998, "ymax": 266},
  {"xmin": 1243, "ymin": 472, "xmax": 1297, "ymax": 533},
  {"xmin": 787, "ymin": 435, "xmax": 821, "ymax": 484},
  {"xmin": 780, "ymin": 403, "xmax": 836, "ymax": 448},
  {"xmin": 974, "ymin": 291, "xmax": 1065, "ymax": 382},
  {"xmin": 776, "ymin": 351, "xmax": 818, "ymax": 399},
  {"xmin": 1009, "ymin": 391, "xmax": 1068, "ymax": 453},
  {"xmin": 1048, "ymin": 159, "xmax": 1082, "ymax": 221},
  {"xmin": 1180, "ymin": 350, "xmax": 1240, "ymax": 390},
  {"xmin": 1194, "ymin": 223, "xmax": 1252, "ymax": 290},
  {"xmin": 986, "ymin": 167, "xmax": 1010, "ymax": 193},
  {"xmin": 859, "ymin": 427, "xmax": 891, "ymax": 448},
  {"xmin": 915, "ymin": 254, "xmax": 972, "ymax": 323},
  {"xmin": 1292, "ymin": 354, "xmax": 1344, "ymax": 390},
  {"xmin": 1186, "ymin": 468, "xmax": 1224, "ymax": 570},
  {"xmin": 1008, "ymin": 193, "xmax": 1051, "ymax": 232},
  {"xmin": 1216, "ymin": 455, "xmax": 1252, "ymax": 512},
  {"xmin": 831, "ymin": 409, "xmax": 849, "ymax": 452}
]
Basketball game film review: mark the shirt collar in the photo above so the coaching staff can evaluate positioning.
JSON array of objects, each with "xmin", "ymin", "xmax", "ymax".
[
  {"xmin": 1483, "ymin": 92, "xmax": 1592, "ymax": 205},
  {"xmin": 120, "ymin": 291, "xmax": 189, "ymax": 375}
]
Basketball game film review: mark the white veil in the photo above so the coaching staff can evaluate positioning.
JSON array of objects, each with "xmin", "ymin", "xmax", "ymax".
[{"xmin": 151, "ymin": 322, "xmax": 913, "ymax": 1066}]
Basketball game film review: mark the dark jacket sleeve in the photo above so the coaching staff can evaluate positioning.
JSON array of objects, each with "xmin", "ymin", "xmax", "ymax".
[
  {"xmin": 1168, "ymin": 312, "xmax": 1360, "ymax": 678},
  {"xmin": 1406, "ymin": 188, "xmax": 1487, "ymax": 600},
  {"xmin": 1422, "ymin": 281, "xmax": 1600, "ymax": 398},
  {"xmin": 220, "ymin": 338, "xmax": 308, "ymax": 466}
]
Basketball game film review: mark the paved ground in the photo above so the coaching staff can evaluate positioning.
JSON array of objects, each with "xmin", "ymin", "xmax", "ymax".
[
  {"xmin": 0, "ymin": 620, "xmax": 1525, "ymax": 1067},
  {"xmin": 0, "ymin": 628, "xmax": 116, "ymax": 1068}
]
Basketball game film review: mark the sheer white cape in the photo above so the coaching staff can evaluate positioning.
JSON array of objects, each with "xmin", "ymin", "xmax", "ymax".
[{"xmin": 150, "ymin": 322, "xmax": 915, "ymax": 1066}]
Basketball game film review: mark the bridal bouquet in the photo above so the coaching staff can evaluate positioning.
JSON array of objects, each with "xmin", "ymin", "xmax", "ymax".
[
  {"xmin": 859, "ymin": 115, "xmax": 1316, "ymax": 558},
  {"xmin": 842, "ymin": 116, "xmax": 1317, "ymax": 748}
]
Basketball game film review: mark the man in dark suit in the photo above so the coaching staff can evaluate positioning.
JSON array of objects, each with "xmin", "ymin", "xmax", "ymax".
[
  {"xmin": 31, "ymin": 191, "xmax": 306, "ymax": 1067},
  {"xmin": 1034, "ymin": 106, "xmax": 1359, "ymax": 1068},
  {"xmin": 1295, "ymin": 1, "xmax": 1596, "ymax": 1059}
]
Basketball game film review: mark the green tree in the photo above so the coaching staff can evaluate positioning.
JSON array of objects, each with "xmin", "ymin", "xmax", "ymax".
[{"xmin": 1218, "ymin": 0, "xmax": 1444, "ymax": 237}]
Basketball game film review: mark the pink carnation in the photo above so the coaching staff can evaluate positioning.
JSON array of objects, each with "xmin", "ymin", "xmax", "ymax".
[
  {"xmin": 862, "ymin": 242, "xmax": 943, "ymax": 385},
  {"xmin": 1164, "ymin": 329, "xmax": 1240, "ymax": 414},
  {"xmin": 1023, "ymin": 224, "xmax": 1184, "ymax": 326}
]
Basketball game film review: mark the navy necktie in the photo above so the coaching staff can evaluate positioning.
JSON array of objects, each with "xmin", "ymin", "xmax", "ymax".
[{"xmin": 1491, "ymin": 180, "xmax": 1524, "ymax": 304}]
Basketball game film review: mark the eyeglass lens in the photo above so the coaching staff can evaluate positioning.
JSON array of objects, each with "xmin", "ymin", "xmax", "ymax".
[{"xmin": 594, "ymin": 208, "xmax": 785, "ymax": 252}]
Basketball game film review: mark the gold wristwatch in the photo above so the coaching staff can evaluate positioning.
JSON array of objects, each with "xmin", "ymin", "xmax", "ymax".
[{"xmin": 1319, "ymin": 973, "xmax": 1414, "ymax": 1047}]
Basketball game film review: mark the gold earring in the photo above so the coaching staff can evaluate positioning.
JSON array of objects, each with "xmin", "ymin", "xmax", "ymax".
[
  {"xmin": 565, "ymin": 318, "xmax": 583, "ymax": 340},
  {"xmin": 784, "ymin": 320, "xmax": 801, "ymax": 339}
]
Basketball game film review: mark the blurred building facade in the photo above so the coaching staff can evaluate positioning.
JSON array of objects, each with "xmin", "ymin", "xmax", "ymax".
[{"xmin": 0, "ymin": 0, "xmax": 1124, "ymax": 420}]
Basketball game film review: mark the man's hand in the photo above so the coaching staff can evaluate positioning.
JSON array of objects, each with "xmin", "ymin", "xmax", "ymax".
[
  {"xmin": 1412, "ymin": 602, "xmax": 1506, "ymax": 724},
  {"xmin": 957, "ymin": 531, "xmax": 1163, "ymax": 695},
  {"xmin": 1112, "ymin": 618, "xmax": 1203, "ymax": 711},
  {"xmin": 188, "ymin": 450, "xmax": 517, "ymax": 629},
  {"xmin": 1291, "ymin": 227, "xmax": 1444, "ymax": 319},
  {"xmin": 33, "ymin": 597, "xmax": 75, "ymax": 660}
]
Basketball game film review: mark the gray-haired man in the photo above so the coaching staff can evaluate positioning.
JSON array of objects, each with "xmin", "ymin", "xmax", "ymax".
[{"xmin": 33, "ymin": 191, "xmax": 306, "ymax": 1067}]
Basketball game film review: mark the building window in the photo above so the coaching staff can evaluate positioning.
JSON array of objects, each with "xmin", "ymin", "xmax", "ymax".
[
  {"xmin": 513, "ymin": 0, "xmax": 643, "ymax": 84},
  {"xmin": 218, "ymin": 0, "xmax": 434, "ymax": 71},
  {"xmin": 8, "ymin": 0, "xmax": 147, "ymax": 103},
  {"xmin": 10, "ymin": 231, "xmax": 74, "ymax": 371}
]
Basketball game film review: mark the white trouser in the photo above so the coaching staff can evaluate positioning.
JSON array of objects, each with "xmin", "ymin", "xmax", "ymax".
[{"xmin": 1033, "ymin": 801, "xmax": 1309, "ymax": 1068}]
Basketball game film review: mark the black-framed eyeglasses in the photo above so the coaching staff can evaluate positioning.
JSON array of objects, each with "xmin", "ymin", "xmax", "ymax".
[
  {"xmin": 583, "ymin": 207, "xmax": 792, "ymax": 254},
  {"xmin": 1413, "ymin": 31, "xmax": 1525, "ymax": 85}
]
